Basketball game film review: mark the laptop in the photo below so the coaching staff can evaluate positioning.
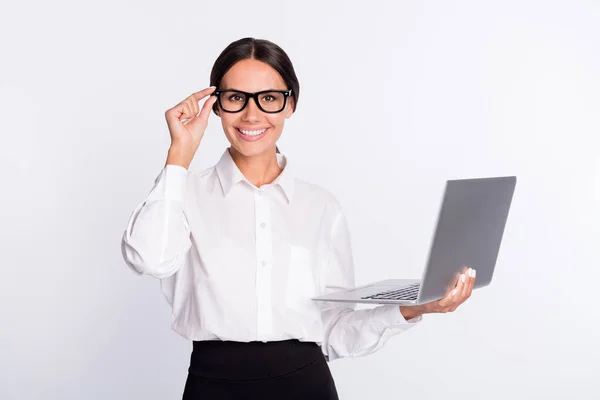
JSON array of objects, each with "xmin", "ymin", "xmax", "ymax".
[{"xmin": 311, "ymin": 176, "xmax": 517, "ymax": 306}]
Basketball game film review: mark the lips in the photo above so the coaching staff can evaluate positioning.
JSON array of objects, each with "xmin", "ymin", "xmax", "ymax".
[
  {"xmin": 238, "ymin": 127, "xmax": 267, "ymax": 136},
  {"xmin": 235, "ymin": 127, "xmax": 269, "ymax": 142}
]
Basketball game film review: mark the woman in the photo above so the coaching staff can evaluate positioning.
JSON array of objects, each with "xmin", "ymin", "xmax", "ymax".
[{"xmin": 121, "ymin": 37, "xmax": 476, "ymax": 399}]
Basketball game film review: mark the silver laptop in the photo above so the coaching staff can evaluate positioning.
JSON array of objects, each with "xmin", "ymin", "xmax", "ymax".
[{"xmin": 311, "ymin": 176, "xmax": 517, "ymax": 305}]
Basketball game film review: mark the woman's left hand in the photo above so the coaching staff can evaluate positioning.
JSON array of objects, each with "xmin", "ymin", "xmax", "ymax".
[{"xmin": 399, "ymin": 266, "xmax": 476, "ymax": 320}]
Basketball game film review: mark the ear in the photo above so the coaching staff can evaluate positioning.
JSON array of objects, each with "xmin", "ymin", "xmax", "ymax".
[{"xmin": 284, "ymin": 99, "xmax": 295, "ymax": 119}]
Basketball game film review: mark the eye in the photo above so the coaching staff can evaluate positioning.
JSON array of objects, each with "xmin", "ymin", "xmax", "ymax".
[
  {"xmin": 228, "ymin": 94, "xmax": 244, "ymax": 102},
  {"xmin": 261, "ymin": 94, "xmax": 276, "ymax": 102}
]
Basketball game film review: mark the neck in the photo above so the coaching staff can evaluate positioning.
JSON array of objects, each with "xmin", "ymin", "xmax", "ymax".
[{"xmin": 228, "ymin": 147, "xmax": 282, "ymax": 188}]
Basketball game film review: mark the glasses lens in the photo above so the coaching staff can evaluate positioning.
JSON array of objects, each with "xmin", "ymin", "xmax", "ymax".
[
  {"xmin": 258, "ymin": 91, "xmax": 285, "ymax": 112},
  {"xmin": 219, "ymin": 91, "xmax": 247, "ymax": 112}
]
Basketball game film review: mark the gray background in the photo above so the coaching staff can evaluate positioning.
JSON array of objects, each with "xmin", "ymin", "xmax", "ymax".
[{"xmin": 1, "ymin": 0, "xmax": 599, "ymax": 399}]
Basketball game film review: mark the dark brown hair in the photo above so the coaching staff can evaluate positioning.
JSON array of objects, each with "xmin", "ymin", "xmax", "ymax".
[{"xmin": 209, "ymin": 38, "xmax": 300, "ymax": 154}]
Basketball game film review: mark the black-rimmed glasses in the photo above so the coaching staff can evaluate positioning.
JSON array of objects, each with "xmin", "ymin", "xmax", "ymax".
[{"xmin": 213, "ymin": 89, "xmax": 292, "ymax": 113}]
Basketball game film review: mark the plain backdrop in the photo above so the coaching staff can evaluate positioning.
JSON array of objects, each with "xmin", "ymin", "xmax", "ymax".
[{"xmin": 1, "ymin": 0, "xmax": 599, "ymax": 399}]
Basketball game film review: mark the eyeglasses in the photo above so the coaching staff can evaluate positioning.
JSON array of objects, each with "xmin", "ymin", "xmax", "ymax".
[{"xmin": 213, "ymin": 89, "xmax": 292, "ymax": 113}]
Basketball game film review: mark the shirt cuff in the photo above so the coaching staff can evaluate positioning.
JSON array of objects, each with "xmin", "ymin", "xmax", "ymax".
[
  {"xmin": 147, "ymin": 165, "xmax": 188, "ymax": 202},
  {"xmin": 379, "ymin": 304, "xmax": 423, "ymax": 326}
]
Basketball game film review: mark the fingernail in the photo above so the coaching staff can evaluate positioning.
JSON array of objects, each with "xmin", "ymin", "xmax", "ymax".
[
  {"xmin": 473, "ymin": 269, "xmax": 476, "ymax": 277},
  {"xmin": 468, "ymin": 268, "xmax": 474, "ymax": 278},
  {"xmin": 452, "ymin": 288, "xmax": 458, "ymax": 296},
  {"xmin": 461, "ymin": 274, "xmax": 466, "ymax": 283}
]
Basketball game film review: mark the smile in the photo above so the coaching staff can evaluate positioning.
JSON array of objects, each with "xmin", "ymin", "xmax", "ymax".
[
  {"xmin": 238, "ymin": 128, "xmax": 267, "ymax": 136},
  {"xmin": 235, "ymin": 127, "xmax": 269, "ymax": 142}
]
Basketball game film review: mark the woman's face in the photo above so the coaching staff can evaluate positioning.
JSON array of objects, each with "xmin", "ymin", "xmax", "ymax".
[{"xmin": 217, "ymin": 58, "xmax": 294, "ymax": 157}]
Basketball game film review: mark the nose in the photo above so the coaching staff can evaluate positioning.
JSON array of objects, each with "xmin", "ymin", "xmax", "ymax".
[{"xmin": 241, "ymin": 97, "xmax": 261, "ymax": 122}]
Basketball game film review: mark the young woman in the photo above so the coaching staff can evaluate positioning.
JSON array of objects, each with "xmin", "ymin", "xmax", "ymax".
[{"xmin": 121, "ymin": 37, "xmax": 476, "ymax": 399}]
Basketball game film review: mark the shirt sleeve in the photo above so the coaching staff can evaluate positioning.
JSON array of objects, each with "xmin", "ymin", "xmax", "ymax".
[
  {"xmin": 120, "ymin": 164, "xmax": 192, "ymax": 279},
  {"xmin": 318, "ymin": 205, "xmax": 423, "ymax": 361}
]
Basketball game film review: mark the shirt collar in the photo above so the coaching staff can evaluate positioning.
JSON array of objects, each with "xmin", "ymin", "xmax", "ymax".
[{"xmin": 215, "ymin": 148, "xmax": 295, "ymax": 203}]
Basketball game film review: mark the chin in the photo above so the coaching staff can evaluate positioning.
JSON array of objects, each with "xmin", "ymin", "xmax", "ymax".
[{"xmin": 230, "ymin": 142, "xmax": 273, "ymax": 157}]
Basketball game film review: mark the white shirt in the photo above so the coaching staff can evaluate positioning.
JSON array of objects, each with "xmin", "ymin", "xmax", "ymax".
[{"xmin": 121, "ymin": 148, "xmax": 422, "ymax": 361}]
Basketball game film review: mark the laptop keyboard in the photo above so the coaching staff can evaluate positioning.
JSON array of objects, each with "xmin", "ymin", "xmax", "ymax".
[{"xmin": 361, "ymin": 283, "xmax": 420, "ymax": 301}]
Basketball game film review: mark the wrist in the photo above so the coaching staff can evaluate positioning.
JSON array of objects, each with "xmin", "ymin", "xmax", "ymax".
[
  {"xmin": 166, "ymin": 144, "xmax": 194, "ymax": 169},
  {"xmin": 399, "ymin": 304, "xmax": 426, "ymax": 320}
]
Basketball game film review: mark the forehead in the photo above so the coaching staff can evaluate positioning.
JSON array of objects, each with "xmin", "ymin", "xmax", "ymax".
[{"xmin": 220, "ymin": 58, "xmax": 287, "ymax": 91}]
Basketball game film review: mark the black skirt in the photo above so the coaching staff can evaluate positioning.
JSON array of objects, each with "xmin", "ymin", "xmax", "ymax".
[{"xmin": 182, "ymin": 339, "xmax": 339, "ymax": 400}]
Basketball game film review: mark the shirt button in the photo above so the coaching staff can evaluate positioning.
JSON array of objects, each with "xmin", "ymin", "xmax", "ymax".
[
  {"xmin": 260, "ymin": 222, "xmax": 266, "ymax": 229},
  {"xmin": 261, "ymin": 260, "xmax": 268, "ymax": 267},
  {"xmin": 259, "ymin": 303, "xmax": 268, "ymax": 309}
]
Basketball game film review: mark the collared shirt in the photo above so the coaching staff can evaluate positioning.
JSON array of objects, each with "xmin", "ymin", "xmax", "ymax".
[{"xmin": 121, "ymin": 148, "xmax": 422, "ymax": 361}]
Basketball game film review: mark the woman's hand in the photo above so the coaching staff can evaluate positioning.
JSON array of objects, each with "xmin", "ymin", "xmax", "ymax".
[
  {"xmin": 164, "ymin": 86, "xmax": 218, "ymax": 169},
  {"xmin": 399, "ymin": 266, "xmax": 476, "ymax": 320}
]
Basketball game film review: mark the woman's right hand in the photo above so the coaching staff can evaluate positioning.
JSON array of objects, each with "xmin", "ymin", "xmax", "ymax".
[{"xmin": 164, "ymin": 87, "xmax": 218, "ymax": 168}]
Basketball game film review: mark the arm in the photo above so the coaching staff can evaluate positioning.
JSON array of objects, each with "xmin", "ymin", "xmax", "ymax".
[
  {"xmin": 318, "ymin": 207, "xmax": 422, "ymax": 362},
  {"xmin": 120, "ymin": 164, "xmax": 192, "ymax": 279},
  {"xmin": 122, "ymin": 87, "xmax": 215, "ymax": 278}
]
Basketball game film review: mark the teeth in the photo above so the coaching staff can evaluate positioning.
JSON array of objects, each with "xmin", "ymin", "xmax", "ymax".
[{"xmin": 239, "ymin": 128, "xmax": 267, "ymax": 136}]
